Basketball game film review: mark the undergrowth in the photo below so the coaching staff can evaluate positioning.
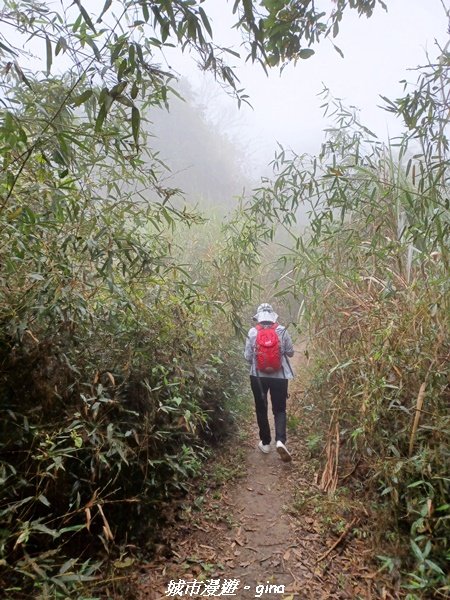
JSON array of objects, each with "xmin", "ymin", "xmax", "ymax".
[
  {"xmin": 0, "ymin": 15, "xmax": 252, "ymax": 598},
  {"xmin": 239, "ymin": 51, "xmax": 450, "ymax": 597}
]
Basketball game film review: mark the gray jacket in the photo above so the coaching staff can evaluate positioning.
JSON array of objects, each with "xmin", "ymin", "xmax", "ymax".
[{"xmin": 244, "ymin": 324, "xmax": 294, "ymax": 379}]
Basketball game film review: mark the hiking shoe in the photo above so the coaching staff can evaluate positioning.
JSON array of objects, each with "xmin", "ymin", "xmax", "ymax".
[
  {"xmin": 258, "ymin": 441, "xmax": 271, "ymax": 454},
  {"xmin": 276, "ymin": 441, "xmax": 292, "ymax": 462}
]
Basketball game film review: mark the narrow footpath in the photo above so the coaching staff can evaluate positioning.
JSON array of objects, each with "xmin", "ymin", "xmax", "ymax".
[{"xmin": 137, "ymin": 347, "xmax": 398, "ymax": 600}]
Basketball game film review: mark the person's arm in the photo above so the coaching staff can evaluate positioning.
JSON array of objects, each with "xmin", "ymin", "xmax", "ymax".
[
  {"xmin": 244, "ymin": 329, "xmax": 255, "ymax": 363},
  {"xmin": 283, "ymin": 329, "xmax": 294, "ymax": 357}
]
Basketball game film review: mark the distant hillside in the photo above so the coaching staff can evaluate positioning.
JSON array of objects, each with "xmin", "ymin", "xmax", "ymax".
[{"xmin": 147, "ymin": 80, "xmax": 252, "ymax": 212}]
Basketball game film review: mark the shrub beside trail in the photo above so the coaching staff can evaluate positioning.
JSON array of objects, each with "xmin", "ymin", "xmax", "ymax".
[
  {"xmin": 0, "ymin": 42, "xmax": 250, "ymax": 600},
  {"xmin": 238, "ymin": 64, "xmax": 449, "ymax": 595}
]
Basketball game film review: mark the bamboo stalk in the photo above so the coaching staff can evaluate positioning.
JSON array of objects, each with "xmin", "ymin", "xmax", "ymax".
[
  {"xmin": 409, "ymin": 382, "xmax": 427, "ymax": 457},
  {"xmin": 320, "ymin": 414, "xmax": 340, "ymax": 493}
]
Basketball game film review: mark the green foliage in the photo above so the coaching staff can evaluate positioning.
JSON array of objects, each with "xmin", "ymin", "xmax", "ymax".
[
  {"xmin": 234, "ymin": 0, "xmax": 387, "ymax": 68},
  {"xmin": 0, "ymin": 121, "xmax": 245, "ymax": 598},
  {"xmin": 0, "ymin": 0, "xmax": 420, "ymax": 596},
  {"xmin": 234, "ymin": 53, "xmax": 449, "ymax": 595},
  {"xmin": 0, "ymin": 3, "xmax": 253, "ymax": 596},
  {"xmin": 0, "ymin": 195, "xmax": 245, "ymax": 596}
]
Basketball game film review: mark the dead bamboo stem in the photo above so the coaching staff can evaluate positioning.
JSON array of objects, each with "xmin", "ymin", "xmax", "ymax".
[
  {"xmin": 409, "ymin": 382, "xmax": 427, "ymax": 457},
  {"xmin": 316, "ymin": 517, "xmax": 358, "ymax": 563}
]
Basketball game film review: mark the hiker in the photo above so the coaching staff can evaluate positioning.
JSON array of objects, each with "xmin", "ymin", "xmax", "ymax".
[{"xmin": 244, "ymin": 303, "xmax": 294, "ymax": 462}]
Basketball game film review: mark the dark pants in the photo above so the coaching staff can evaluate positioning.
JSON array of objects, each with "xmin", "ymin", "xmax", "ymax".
[{"xmin": 250, "ymin": 376, "xmax": 288, "ymax": 445}]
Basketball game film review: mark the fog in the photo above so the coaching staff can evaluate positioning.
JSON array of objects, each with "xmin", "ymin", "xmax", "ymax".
[
  {"xmin": 3, "ymin": 0, "xmax": 449, "ymax": 208},
  {"xmin": 160, "ymin": 0, "xmax": 448, "ymax": 175},
  {"xmin": 147, "ymin": 0, "xmax": 448, "ymax": 206}
]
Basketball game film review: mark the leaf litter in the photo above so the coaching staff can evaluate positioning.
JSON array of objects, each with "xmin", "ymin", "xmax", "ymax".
[{"xmin": 136, "ymin": 346, "xmax": 400, "ymax": 600}]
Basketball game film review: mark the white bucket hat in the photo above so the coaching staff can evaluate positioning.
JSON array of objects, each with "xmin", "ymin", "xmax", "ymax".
[{"xmin": 253, "ymin": 303, "xmax": 279, "ymax": 323}]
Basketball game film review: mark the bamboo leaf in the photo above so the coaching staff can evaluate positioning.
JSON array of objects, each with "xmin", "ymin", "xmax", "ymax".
[
  {"xmin": 45, "ymin": 35, "xmax": 52, "ymax": 75},
  {"xmin": 84, "ymin": 36, "xmax": 101, "ymax": 60},
  {"xmin": 115, "ymin": 95, "xmax": 134, "ymax": 108},
  {"xmin": 410, "ymin": 540, "xmax": 424, "ymax": 562},
  {"xmin": 299, "ymin": 48, "xmax": 315, "ymax": 59},
  {"xmin": 130, "ymin": 81, "xmax": 139, "ymax": 100},
  {"xmin": 95, "ymin": 103, "xmax": 107, "ymax": 133},
  {"xmin": 142, "ymin": 2, "xmax": 150, "ymax": 22},
  {"xmin": 74, "ymin": 0, "xmax": 96, "ymax": 33},
  {"xmin": 131, "ymin": 106, "xmax": 140, "ymax": 145},
  {"xmin": 0, "ymin": 40, "xmax": 18, "ymax": 56},
  {"xmin": 71, "ymin": 89, "xmax": 93, "ymax": 106},
  {"xmin": 13, "ymin": 62, "xmax": 32, "ymax": 89},
  {"xmin": 98, "ymin": 0, "xmax": 112, "ymax": 22},
  {"xmin": 198, "ymin": 7, "xmax": 213, "ymax": 38},
  {"xmin": 332, "ymin": 42, "xmax": 344, "ymax": 58}
]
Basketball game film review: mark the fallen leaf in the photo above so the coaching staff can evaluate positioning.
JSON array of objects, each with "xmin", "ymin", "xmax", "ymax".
[
  {"xmin": 240, "ymin": 560, "xmax": 254, "ymax": 568},
  {"xmin": 113, "ymin": 557, "xmax": 135, "ymax": 569}
]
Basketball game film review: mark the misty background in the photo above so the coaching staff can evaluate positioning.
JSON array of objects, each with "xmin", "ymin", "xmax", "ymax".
[
  {"xmin": 146, "ymin": 0, "xmax": 448, "ymax": 212},
  {"xmin": 3, "ymin": 0, "xmax": 448, "ymax": 212}
]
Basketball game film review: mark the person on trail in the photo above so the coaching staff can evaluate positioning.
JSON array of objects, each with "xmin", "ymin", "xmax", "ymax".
[{"xmin": 244, "ymin": 303, "xmax": 294, "ymax": 462}]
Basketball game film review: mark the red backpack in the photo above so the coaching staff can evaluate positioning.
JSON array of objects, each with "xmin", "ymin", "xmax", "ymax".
[{"xmin": 255, "ymin": 323, "xmax": 282, "ymax": 373}]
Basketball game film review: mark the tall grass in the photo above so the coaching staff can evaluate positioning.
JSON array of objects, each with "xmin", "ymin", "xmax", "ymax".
[{"xmin": 239, "ymin": 56, "xmax": 449, "ymax": 596}]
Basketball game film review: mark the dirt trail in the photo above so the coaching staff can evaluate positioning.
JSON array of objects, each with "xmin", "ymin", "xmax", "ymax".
[
  {"xmin": 137, "ymin": 346, "xmax": 393, "ymax": 600},
  {"xmin": 211, "ymin": 421, "xmax": 300, "ymax": 599},
  {"xmin": 138, "ymin": 422, "xmax": 305, "ymax": 600}
]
